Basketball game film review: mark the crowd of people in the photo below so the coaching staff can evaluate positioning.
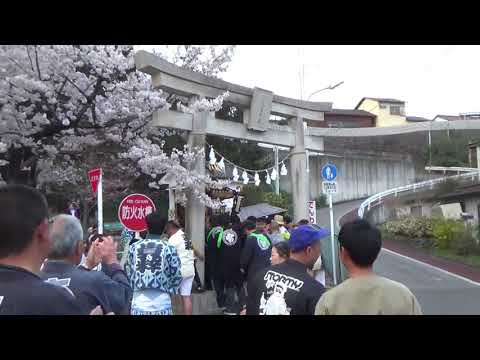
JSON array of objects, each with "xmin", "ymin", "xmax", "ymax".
[{"xmin": 0, "ymin": 184, "xmax": 422, "ymax": 315}]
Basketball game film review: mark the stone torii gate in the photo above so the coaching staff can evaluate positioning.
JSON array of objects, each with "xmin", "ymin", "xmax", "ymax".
[{"xmin": 135, "ymin": 50, "xmax": 332, "ymax": 282}]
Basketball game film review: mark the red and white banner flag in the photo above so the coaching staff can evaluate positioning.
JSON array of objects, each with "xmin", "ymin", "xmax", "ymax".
[{"xmin": 88, "ymin": 168, "xmax": 102, "ymax": 195}]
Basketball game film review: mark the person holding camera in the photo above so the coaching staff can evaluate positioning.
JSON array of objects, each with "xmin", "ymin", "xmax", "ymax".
[{"xmin": 40, "ymin": 214, "xmax": 132, "ymax": 315}]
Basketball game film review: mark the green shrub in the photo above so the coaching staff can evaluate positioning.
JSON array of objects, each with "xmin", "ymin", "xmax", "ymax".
[
  {"xmin": 451, "ymin": 224, "xmax": 478, "ymax": 256},
  {"xmin": 452, "ymin": 230, "xmax": 476, "ymax": 255},
  {"xmin": 382, "ymin": 216, "xmax": 480, "ymax": 256},
  {"xmin": 241, "ymin": 186, "xmax": 293, "ymax": 215},
  {"xmin": 263, "ymin": 192, "xmax": 290, "ymax": 210},
  {"xmin": 432, "ymin": 219, "xmax": 463, "ymax": 249},
  {"xmin": 315, "ymin": 194, "xmax": 327, "ymax": 208},
  {"xmin": 381, "ymin": 216, "xmax": 435, "ymax": 239},
  {"xmin": 241, "ymin": 185, "xmax": 265, "ymax": 206}
]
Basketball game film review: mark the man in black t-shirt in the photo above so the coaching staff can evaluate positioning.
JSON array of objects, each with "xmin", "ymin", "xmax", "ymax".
[
  {"xmin": 0, "ymin": 185, "xmax": 83, "ymax": 315},
  {"xmin": 246, "ymin": 225, "xmax": 328, "ymax": 315}
]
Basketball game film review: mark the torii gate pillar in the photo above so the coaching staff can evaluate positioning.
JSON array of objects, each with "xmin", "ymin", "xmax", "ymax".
[
  {"xmin": 184, "ymin": 109, "xmax": 208, "ymax": 285},
  {"xmin": 290, "ymin": 117, "xmax": 309, "ymax": 222}
]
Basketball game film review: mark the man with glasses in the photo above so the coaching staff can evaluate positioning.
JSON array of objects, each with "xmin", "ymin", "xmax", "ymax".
[
  {"xmin": 0, "ymin": 185, "xmax": 83, "ymax": 315},
  {"xmin": 40, "ymin": 214, "xmax": 132, "ymax": 315}
]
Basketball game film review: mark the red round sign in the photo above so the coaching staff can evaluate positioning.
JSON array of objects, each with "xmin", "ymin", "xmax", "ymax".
[{"xmin": 118, "ymin": 193, "xmax": 156, "ymax": 232}]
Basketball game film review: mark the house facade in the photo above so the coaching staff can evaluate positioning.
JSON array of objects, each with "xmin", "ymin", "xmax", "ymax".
[{"xmin": 355, "ymin": 97, "xmax": 407, "ymax": 127}]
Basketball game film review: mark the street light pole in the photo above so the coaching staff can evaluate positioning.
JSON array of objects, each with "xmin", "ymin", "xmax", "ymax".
[{"xmin": 307, "ymin": 81, "xmax": 344, "ymax": 101}]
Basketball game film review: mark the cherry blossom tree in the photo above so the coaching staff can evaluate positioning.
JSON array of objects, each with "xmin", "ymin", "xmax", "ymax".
[{"xmin": 0, "ymin": 45, "xmax": 235, "ymax": 209}]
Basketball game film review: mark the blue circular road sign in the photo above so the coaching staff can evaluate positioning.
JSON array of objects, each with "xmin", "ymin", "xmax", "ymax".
[{"xmin": 321, "ymin": 164, "xmax": 337, "ymax": 181}]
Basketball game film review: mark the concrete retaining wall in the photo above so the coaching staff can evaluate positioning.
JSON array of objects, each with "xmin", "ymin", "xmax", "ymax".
[{"xmin": 280, "ymin": 151, "xmax": 416, "ymax": 203}]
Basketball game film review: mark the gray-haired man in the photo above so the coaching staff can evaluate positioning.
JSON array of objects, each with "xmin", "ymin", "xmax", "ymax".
[{"xmin": 40, "ymin": 215, "xmax": 132, "ymax": 315}]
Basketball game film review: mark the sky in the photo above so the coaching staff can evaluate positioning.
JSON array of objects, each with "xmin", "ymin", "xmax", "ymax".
[{"xmin": 137, "ymin": 45, "xmax": 480, "ymax": 119}]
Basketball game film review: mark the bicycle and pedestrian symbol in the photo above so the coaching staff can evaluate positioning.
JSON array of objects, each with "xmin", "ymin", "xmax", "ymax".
[
  {"xmin": 321, "ymin": 164, "xmax": 337, "ymax": 181},
  {"xmin": 322, "ymin": 164, "xmax": 338, "ymax": 194}
]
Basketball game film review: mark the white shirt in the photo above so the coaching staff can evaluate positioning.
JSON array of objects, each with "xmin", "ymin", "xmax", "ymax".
[{"xmin": 168, "ymin": 229, "xmax": 195, "ymax": 278}]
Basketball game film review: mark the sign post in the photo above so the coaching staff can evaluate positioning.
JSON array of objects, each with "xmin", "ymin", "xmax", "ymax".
[
  {"xmin": 118, "ymin": 194, "xmax": 156, "ymax": 239},
  {"xmin": 88, "ymin": 168, "xmax": 103, "ymax": 234},
  {"xmin": 321, "ymin": 164, "xmax": 338, "ymax": 285}
]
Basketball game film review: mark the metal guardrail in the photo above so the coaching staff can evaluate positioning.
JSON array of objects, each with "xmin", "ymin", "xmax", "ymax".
[
  {"xmin": 358, "ymin": 169, "xmax": 480, "ymax": 219},
  {"xmin": 425, "ymin": 166, "xmax": 479, "ymax": 173}
]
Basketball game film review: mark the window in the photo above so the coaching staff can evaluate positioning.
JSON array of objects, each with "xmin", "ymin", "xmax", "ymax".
[
  {"xmin": 379, "ymin": 103, "xmax": 387, "ymax": 109},
  {"xmin": 390, "ymin": 105, "xmax": 404, "ymax": 116}
]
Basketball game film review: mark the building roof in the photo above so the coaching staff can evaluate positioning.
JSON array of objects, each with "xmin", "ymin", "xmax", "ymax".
[
  {"xmin": 434, "ymin": 114, "xmax": 480, "ymax": 121},
  {"xmin": 433, "ymin": 115, "xmax": 463, "ymax": 122},
  {"xmin": 325, "ymin": 108, "xmax": 377, "ymax": 118},
  {"xmin": 355, "ymin": 97, "xmax": 405, "ymax": 109},
  {"xmin": 406, "ymin": 116, "xmax": 431, "ymax": 122}
]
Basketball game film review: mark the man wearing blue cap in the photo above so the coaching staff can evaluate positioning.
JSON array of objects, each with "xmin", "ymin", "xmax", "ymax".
[{"xmin": 246, "ymin": 224, "xmax": 327, "ymax": 315}]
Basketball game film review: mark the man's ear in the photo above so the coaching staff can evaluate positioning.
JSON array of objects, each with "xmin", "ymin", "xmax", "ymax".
[
  {"xmin": 36, "ymin": 219, "xmax": 50, "ymax": 246},
  {"xmin": 34, "ymin": 219, "xmax": 52, "ymax": 254},
  {"xmin": 75, "ymin": 240, "xmax": 83, "ymax": 257},
  {"xmin": 339, "ymin": 246, "xmax": 348, "ymax": 263}
]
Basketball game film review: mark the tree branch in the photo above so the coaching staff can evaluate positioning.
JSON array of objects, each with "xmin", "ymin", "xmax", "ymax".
[
  {"xmin": 34, "ymin": 46, "xmax": 42, "ymax": 80},
  {"xmin": 56, "ymin": 78, "xmax": 68, "ymax": 97},
  {"xmin": 0, "ymin": 131, "xmax": 23, "ymax": 136},
  {"xmin": 26, "ymin": 46, "xmax": 35, "ymax": 72},
  {"xmin": 7, "ymin": 56, "xmax": 29, "ymax": 74},
  {"xmin": 62, "ymin": 75, "xmax": 89, "ymax": 98}
]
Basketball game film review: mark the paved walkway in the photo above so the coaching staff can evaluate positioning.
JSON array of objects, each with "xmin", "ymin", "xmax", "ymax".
[{"xmin": 317, "ymin": 198, "xmax": 480, "ymax": 315}]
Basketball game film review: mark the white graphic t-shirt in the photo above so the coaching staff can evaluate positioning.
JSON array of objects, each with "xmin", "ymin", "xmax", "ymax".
[{"xmin": 247, "ymin": 259, "xmax": 325, "ymax": 315}]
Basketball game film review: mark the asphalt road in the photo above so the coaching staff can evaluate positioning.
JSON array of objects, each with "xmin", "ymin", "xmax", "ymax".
[{"xmin": 317, "ymin": 199, "xmax": 480, "ymax": 315}]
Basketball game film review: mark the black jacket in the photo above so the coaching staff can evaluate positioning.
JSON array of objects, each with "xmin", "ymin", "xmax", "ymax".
[
  {"xmin": 240, "ymin": 231, "xmax": 272, "ymax": 282},
  {"xmin": 246, "ymin": 259, "xmax": 325, "ymax": 315},
  {"xmin": 40, "ymin": 260, "xmax": 132, "ymax": 315},
  {"xmin": 205, "ymin": 226, "xmax": 222, "ymax": 277},
  {"xmin": 215, "ymin": 228, "xmax": 243, "ymax": 283},
  {"xmin": 0, "ymin": 264, "xmax": 83, "ymax": 315}
]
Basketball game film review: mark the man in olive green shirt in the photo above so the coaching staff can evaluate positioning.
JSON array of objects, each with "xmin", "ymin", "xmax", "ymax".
[{"xmin": 315, "ymin": 220, "xmax": 422, "ymax": 315}]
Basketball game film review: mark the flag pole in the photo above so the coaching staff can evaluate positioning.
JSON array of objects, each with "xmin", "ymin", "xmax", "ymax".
[{"xmin": 97, "ymin": 169, "xmax": 103, "ymax": 234}]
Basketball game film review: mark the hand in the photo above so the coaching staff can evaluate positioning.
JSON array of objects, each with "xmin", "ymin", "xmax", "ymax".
[
  {"xmin": 85, "ymin": 239, "xmax": 103, "ymax": 269},
  {"xmin": 99, "ymin": 236, "xmax": 119, "ymax": 265},
  {"xmin": 89, "ymin": 306, "xmax": 103, "ymax": 315},
  {"xmin": 89, "ymin": 306, "xmax": 115, "ymax": 315}
]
